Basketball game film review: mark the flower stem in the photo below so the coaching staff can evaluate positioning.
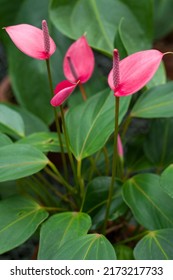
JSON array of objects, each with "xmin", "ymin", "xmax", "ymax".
[
  {"xmin": 117, "ymin": 230, "xmax": 148, "ymax": 245},
  {"xmin": 77, "ymin": 159, "xmax": 85, "ymax": 199},
  {"xmin": 45, "ymin": 59, "xmax": 68, "ymax": 179},
  {"xmin": 60, "ymin": 105, "xmax": 78, "ymax": 186},
  {"xmin": 47, "ymin": 161, "xmax": 76, "ymax": 194},
  {"xmin": 103, "ymin": 96, "xmax": 120, "ymax": 234},
  {"xmin": 79, "ymin": 83, "xmax": 87, "ymax": 101}
]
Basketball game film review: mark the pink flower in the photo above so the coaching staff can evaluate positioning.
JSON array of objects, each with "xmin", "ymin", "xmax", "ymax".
[
  {"xmin": 51, "ymin": 35, "xmax": 94, "ymax": 106},
  {"xmin": 108, "ymin": 49, "xmax": 163, "ymax": 97},
  {"xmin": 4, "ymin": 20, "xmax": 56, "ymax": 60}
]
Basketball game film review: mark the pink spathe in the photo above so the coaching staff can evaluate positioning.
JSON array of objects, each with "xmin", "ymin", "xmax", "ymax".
[
  {"xmin": 108, "ymin": 49, "xmax": 163, "ymax": 97},
  {"xmin": 51, "ymin": 36, "xmax": 95, "ymax": 107},
  {"xmin": 63, "ymin": 36, "xmax": 94, "ymax": 83},
  {"xmin": 50, "ymin": 80, "xmax": 78, "ymax": 107},
  {"xmin": 4, "ymin": 23, "xmax": 56, "ymax": 60}
]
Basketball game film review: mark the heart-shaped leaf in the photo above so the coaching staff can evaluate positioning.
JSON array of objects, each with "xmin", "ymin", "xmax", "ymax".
[
  {"xmin": 131, "ymin": 82, "xmax": 173, "ymax": 118},
  {"xmin": 50, "ymin": 0, "xmax": 153, "ymax": 55},
  {"xmin": 38, "ymin": 212, "xmax": 91, "ymax": 259},
  {"xmin": 134, "ymin": 229, "xmax": 173, "ymax": 260},
  {"xmin": 123, "ymin": 173, "xmax": 173, "ymax": 230},
  {"xmin": 66, "ymin": 89, "xmax": 131, "ymax": 160},
  {"xmin": 0, "ymin": 195, "xmax": 48, "ymax": 254},
  {"xmin": 0, "ymin": 144, "xmax": 49, "ymax": 182},
  {"xmin": 51, "ymin": 234, "xmax": 117, "ymax": 260}
]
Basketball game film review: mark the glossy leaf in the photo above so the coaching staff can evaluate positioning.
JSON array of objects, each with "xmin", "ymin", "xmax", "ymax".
[
  {"xmin": 0, "ymin": 133, "xmax": 13, "ymax": 147},
  {"xmin": 50, "ymin": 0, "xmax": 153, "ymax": 55},
  {"xmin": 144, "ymin": 119, "xmax": 173, "ymax": 168},
  {"xmin": 0, "ymin": 195, "xmax": 48, "ymax": 254},
  {"xmin": 51, "ymin": 234, "xmax": 117, "ymax": 260},
  {"xmin": 123, "ymin": 173, "xmax": 173, "ymax": 230},
  {"xmin": 160, "ymin": 164, "xmax": 173, "ymax": 199},
  {"xmin": 83, "ymin": 177, "xmax": 127, "ymax": 229},
  {"xmin": 65, "ymin": 89, "xmax": 131, "ymax": 160},
  {"xmin": 131, "ymin": 82, "xmax": 173, "ymax": 118},
  {"xmin": 134, "ymin": 229, "xmax": 173, "ymax": 260},
  {"xmin": 17, "ymin": 132, "xmax": 66, "ymax": 153},
  {"xmin": 38, "ymin": 212, "xmax": 91, "ymax": 259},
  {"xmin": 0, "ymin": 104, "xmax": 25, "ymax": 138},
  {"xmin": 12, "ymin": 106, "xmax": 49, "ymax": 135},
  {"xmin": 154, "ymin": 0, "xmax": 173, "ymax": 39},
  {"xmin": 0, "ymin": 144, "xmax": 49, "ymax": 182}
]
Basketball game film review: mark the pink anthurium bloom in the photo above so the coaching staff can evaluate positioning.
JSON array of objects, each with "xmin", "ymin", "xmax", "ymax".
[
  {"xmin": 4, "ymin": 20, "xmax": 56, "ymax": 60},
  {"xmin": 108, "ymin": 49, "xmax": 164, "ymax": 97},
  {"xmin": 51, "ymin": 35, "xmax": 94, "ymax": 107},
  {"xmin": 51, "ymin": 80, "xmax": 79, "ymax": 107}
]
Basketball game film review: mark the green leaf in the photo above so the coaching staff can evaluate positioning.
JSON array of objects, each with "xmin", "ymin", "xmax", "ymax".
[
  {"xmin": 83, "ymin": 177, "xmax": 127, "ymax": 229},
  {"xmin": 0, "ymin": 144, "xmax": 49, "ymax": 182},
  {"xmin": 38, "ymin": 212, "xmax": 91, "ymax": 259},
  {"xmin": 123, "ymin": 173, "xmax": 173, "ymax": 230},
  {"xmin": 17, "ymin": 132, "xmax": 66, "ymax": 153},
  {"xmin": 131, "ymin": 82, "xmax": 173, "ymax": 118},
  {"xmin": 147, "ymin": 62, "xmax": 166, "ymax": 89},
  {"xmin": 66, "ymin": 89, "xmax": 131, "ymax": 160},
  {"xmin": 0, "ymin": 104, "xmax": 25, "ymax": 138},
  {"xmin": 50, "ymin": 0, "xmax": 153, "ymax": 55},
  {"xmin": 11, "ymin": 106, "xmax": 49, "ymax": 136},
  {"xmin": 143, "ymin": 119, "xmax": 173, "ymax": 168},
  {"xmin": 50, "ymin": 234, "xmax": 117, "ymax": 260},
  {"xmin": 0, "ymin": 133, "xmax": 13, "ymax": 147},
  {"xmin": 0, "ymin": 195, "xmax": 48, "ymax": 254},
  {"xmin": 154, "ymin": 0, "xmax": 173, "ymax": 39},
  {"xmin": 134, "ymin": 229, "xmax": 173, "ymax": 260},
  {"xmin": 0, "ymin": 0, "xmax": 23, "ymax": 43},
  {"xmin": 160, "ymin": 164, "xmax": 173, "ymax": 199}
]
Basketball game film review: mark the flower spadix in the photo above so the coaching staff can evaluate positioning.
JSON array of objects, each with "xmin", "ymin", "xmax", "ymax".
[
  {"xmin": 4, "ymin": 20, "xmax": 56, "ymax": 60},
  {"xmin": 51, "ymin": 35, "xmax": 94, "ymax": 107},
  {"xmin": 108, "ymin": 49, "xmax": 164, "ymax": 96}
]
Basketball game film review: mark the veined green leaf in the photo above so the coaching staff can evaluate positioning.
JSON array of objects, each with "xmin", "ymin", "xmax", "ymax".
[
  {"xmin": 134, "ymin": 229, "xmax": 173, "ymax": 260},
  {"xmin": 66, "ymin": 89, "xmax": 131, "ymax": 160},
  {"xmin": 51, "ymin": 234, "xmax": 117, "ymax": 260},
  {"xmin": 0, "ymin": 104, "xmax": 25, "ymax": 138},
  {"xmin": 38, "ymin": 212, "xmax": 91, "ymax": 259},
  {"xmin": 160, "ymin": 164, "xmax": 173, "ymax": 199},
  {"xmin": 131, "ymin": 82, "xmax": 173, "ymax": 118},
  {"xmin": 123, "ymin": 173, "xmax": 173, "ymax": 230},
  {"xmin": 17, "ymin": 132, "xmax": 66, "ymax": 153},
  {"xmin": 50, "ymin": 0, "xmax": 153, "ymax": 55},
  {"xmin": 0, "ymin": 195, "xmax": 48, "ymax": 254},
  {"xmin": 0, "ymin": 144, "xmax": 49, "ymax": 182}
]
